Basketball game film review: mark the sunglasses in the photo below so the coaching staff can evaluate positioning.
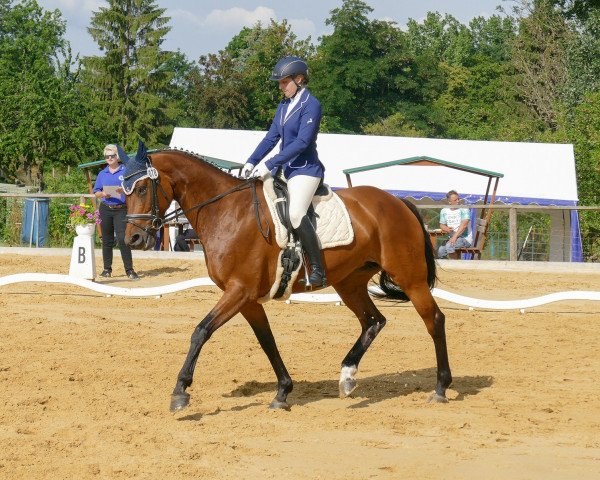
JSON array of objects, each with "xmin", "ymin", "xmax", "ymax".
[{"xmin": 104, "ymin": 154, "xmax": 117, "ymax": 159}]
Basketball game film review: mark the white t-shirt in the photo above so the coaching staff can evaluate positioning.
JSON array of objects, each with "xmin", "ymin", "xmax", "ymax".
[{"xmin": 440, "ymin": 207, "xmax": 472, "ymax": 243}]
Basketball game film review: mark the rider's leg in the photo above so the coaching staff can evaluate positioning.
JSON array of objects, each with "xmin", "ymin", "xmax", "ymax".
[{"xmin": 288, "ymin": 174, "xmax": 326, "ymax": 288}]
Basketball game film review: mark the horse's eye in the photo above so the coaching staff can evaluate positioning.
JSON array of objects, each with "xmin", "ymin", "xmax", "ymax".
[{"xmin": 138, "ymin": 185, "xmax": 147, "ymax": 195}]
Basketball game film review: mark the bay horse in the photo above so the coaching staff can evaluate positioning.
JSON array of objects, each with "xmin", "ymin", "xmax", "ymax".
[{"xmin": 122, "ymin": 147, "xmax": 452, "ymax": 412}]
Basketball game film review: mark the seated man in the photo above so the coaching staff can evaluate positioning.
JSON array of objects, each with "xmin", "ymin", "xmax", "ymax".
[
  {"xmin": 174, "ymin": 227, "xmax": 198, "ymax": 252},
  {"xmin": 438, "ymin": 190, "xmax": 472, "ymax": 259},
  {"xmin": 165, "ymin": 200, "xmax": 198, "ymax": 252}
]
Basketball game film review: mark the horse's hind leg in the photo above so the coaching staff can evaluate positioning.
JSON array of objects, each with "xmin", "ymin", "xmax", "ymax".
[
  {"xmin": 334, "ymin": 275, "xmax": 387, "ymax": 398},
  {"xmin": 404, "ymin": 285, "xmax": 452, "ymax": 403},
  {"xmin": 240, "ymin": 302, "xmax": 293, "ymax": 410}
]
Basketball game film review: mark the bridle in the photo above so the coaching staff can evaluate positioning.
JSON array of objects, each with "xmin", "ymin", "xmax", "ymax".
[{"xmin": 123, "ymin": 154, "xmax": 270, "ymax": 239}]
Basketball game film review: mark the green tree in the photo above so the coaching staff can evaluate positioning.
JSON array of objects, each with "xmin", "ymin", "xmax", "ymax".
[
  {"xmin": 160, "ymin": 50, "xmax": 197, "ymax": 128},
  {"xmin": 564, "ymin": 9, "xmax": 600, "ymax": 106},
  {"xmin": 569, "ymin": 90, "xmax": 600, "ymax": 259},
  {"xmin": 311, "ymin": 0, "xmax": 425, "ymax": 133},
  {"xmin": 469, "ymin": 14, "xmax": 517, "ymax": 63},
  {"xmin": 510, "ymin": 0, "xmax": 573, "ymax": 131},
  {"xmin": 186, "ymin": 51, "xmax": 250, "ymax": 129},
  {"xmin": 0, "ymin": 0, "xmax": 98, "ymax": 188},
  {"xmin": 552, "ymin": 0, "xmax": 600, "ymax": 20},
  {"xmin": 362, "ymin": 112, "xmax": 423, "ymax": 137},
  {"xmin": 405, "ymin": 12, "xmax": 473, "ymax": 66},
  {"xmin": 429, "ymin": 14, "xmax": 542, "ymax": 141},
  {"xmin": 82, "ymin": 0, "xmax": 178, "ymax": 150},
  {"xmin": 570, "ymin": 91, "xmax": 600, "ymax": 204},
  {"xmin": 187, "ymin": 20, "xmax": 312, "ymax": 131}
]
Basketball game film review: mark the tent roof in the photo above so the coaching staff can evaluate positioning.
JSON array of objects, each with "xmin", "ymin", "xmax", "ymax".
[
  {"xmin": 343, "ymin": 155, "xmax": 504, "ymax": 180},
  {"xmin": 169, "ymin": 128, "xmax": 578, "ymax": 206}
]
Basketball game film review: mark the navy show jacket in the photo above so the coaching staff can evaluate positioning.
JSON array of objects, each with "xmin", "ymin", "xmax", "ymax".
[{"xmin": 247, "ymin": 88, "xmax": 325, "ymax": 180}]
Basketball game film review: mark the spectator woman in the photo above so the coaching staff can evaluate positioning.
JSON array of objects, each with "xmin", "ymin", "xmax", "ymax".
[{"xmin": 93, "ymin": 144, "xmax": 140, "ymax": 280}]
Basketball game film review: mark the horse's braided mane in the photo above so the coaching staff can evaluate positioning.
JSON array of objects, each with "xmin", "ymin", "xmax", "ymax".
[{"xmin": 153, "ymin": 147, "xmax": 240, "ymax": 179}]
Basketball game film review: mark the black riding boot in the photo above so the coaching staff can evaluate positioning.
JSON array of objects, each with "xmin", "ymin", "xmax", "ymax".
[{"xmin": 294, "ymin": 216, "xmax": 327, "ymax": 288}]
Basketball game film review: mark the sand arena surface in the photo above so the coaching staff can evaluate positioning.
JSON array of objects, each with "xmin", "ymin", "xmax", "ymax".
[{"xmin": 1, "ymin": 251, "xmax": 599, "ymax": 479}]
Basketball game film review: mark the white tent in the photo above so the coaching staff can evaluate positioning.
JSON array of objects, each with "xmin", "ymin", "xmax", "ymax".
[{"xmin": 169, "ymin": 128, "xmax": 580, "ymax": 261}]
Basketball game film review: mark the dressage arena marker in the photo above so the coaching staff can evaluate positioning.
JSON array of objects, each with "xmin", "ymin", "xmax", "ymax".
[
  {"xmin": 1, "ymin": 273, "xmax": 600, "ymax": 311},
  {"xmin": 69, "ymin": 227, "xmax": 96, "ymax": 280}
]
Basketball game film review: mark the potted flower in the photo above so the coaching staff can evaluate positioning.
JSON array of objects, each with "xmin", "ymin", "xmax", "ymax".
[{"xmin": 69, "ymin": 202, "xmax": 101, "ymax": 236}]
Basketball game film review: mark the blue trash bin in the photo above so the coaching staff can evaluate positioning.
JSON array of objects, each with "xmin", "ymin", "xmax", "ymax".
[{"xmin": 21, "ymin": 198, "xmax": 50, "ymax": 247}]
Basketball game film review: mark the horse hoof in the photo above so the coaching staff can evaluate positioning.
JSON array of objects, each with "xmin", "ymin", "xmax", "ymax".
[
  {"xmin": 339, "ymin": 378, "xmax": 357, "ymax": 398},
  {"xmin": 427, "ymin": 392, "xmax": 449, "ymax": 404},
  {"xmin": 170, "ymin": 392, "xmax": 191, "ymax": 412},
  {"xmin": 268, "ymin": 399, "xmax": 290, "ymax": 411}
]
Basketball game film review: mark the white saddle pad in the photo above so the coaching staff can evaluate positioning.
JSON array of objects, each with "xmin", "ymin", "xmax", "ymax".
[{"xmin": 262, "ymin": 176, "xmax": 354, "ymax": 249}]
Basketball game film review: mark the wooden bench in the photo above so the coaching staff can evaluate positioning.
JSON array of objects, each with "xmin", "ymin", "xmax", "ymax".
[
  {"xmin": 454, "ymin": 217, "xmax": 488, "ymax": 260},
  {"xmin": 185, "ymin": 238, "xmax": 202, "ymax": 252}
]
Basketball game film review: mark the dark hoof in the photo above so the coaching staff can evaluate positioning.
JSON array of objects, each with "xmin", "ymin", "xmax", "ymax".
[
  {"xmin": 170, "ymin": 392, "xmax": 191, "ymax": 412},
  {"xmin": 339, "ymin": 378, "xmax": 357, "ymax": 398},
  {"xmin": 268, "ymin": 399, "xmax": 290, "ymax": 410},
  {"xmin": 427, "ymin": 392, "xmax": 449, "ymax": 404}
]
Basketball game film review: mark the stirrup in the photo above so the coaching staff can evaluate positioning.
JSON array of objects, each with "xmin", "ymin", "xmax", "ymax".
[
  {"xmin": 299, "ymin": 271, "xmax": 327, "ymax": 290},
  {"xmin": 299, "ymin": 279, "xmax": 327, "ymax": 290}
]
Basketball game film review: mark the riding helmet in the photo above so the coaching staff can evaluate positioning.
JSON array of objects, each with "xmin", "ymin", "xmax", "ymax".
[{"xmin": 270, "ymin": 56, "xmax": 309, "ymax": 82}]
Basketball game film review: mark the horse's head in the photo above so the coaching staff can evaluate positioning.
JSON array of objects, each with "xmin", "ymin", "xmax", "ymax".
[{"xmin": 121, "ymin": 143, "xmax": 173, "ymax": 250}]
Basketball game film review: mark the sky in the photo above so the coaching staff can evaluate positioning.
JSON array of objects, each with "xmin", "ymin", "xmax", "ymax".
[{"xmin": 37, "ymin": 0, "xmax": 508, "ymax": 62}]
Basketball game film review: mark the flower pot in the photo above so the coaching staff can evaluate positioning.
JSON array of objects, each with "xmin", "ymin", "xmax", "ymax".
[{"xmin": 75, "ymin": 224, "xmax": 96, "ymax": 236}]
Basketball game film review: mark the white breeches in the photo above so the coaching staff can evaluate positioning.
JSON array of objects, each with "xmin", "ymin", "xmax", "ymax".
[{"xmin": 287, "ymin": 175, "xmax": 321, "ymax": 228}]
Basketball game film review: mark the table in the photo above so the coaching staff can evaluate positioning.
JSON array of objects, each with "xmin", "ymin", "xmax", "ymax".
[{"xmin": 426, "ymin": 229, "xmax": 445, "ymax": 257}]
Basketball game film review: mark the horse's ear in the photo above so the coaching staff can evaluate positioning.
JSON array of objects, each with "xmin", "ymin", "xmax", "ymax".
[
  {"xmin": 116, "ymin": 144, "xmax": 130, "ymax": 164},
  {"xmin": 136, "ymin": 139, "xmax": 147, "ymax": 162}
]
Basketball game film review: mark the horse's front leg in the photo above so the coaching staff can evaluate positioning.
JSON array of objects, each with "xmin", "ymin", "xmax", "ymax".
[
  {"xmin": 170, "ymin": 287, "xmax": 246, "ymax": 412},
  {"xmin": 240, "ymin": 302, "xmax": 293, "ymax": 410}
]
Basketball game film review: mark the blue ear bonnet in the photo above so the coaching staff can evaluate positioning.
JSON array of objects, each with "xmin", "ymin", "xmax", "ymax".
[
  {"xmin": 121, "ymin": 141, "xmax": 151, "ymax": 194},
  {"xmin": 116, "ymin": 144, "xmax": 130, "ymax": 164}
]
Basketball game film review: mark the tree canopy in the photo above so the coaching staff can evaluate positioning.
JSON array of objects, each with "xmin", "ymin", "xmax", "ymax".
[
  {"xmin": 0, "ymin": 0, "xmax": 598, "ymax": 217},
  {"xmin": 82, "ymin": 0, "xmax": 178, "ymax": 151}
]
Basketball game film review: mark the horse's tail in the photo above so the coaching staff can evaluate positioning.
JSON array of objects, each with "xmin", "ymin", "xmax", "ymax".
[{"xmin": 376, "ymin": 199, "xmax": 437, "ymax": 302}]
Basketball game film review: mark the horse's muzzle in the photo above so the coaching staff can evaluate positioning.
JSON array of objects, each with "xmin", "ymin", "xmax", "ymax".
[{"xmin": 127, "ymin": 231, "xmax": 156, "ymax": 251}]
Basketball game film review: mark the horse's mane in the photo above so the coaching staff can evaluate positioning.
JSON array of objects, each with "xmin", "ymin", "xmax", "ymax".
[{"xmin": 152, "ymin": 148, "xmax": 241, "ymax": 180}]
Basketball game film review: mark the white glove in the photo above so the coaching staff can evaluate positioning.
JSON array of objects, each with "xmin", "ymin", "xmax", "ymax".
[
  {"xmin": 241, "ymin": 162, "xmax": 254, "ymax": 178},
  {"xmin": 252, "ymin": 162, "xmax": 270, "ymax": 179}
]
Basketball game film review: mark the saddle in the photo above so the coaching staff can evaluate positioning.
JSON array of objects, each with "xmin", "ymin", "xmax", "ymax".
[
  {"xmin": 258, "ymin": 175, "xmax": 354, "ymax": 303},
  {"xmin": 272, "ymin": 176, "xmax": 329, "ymax": 234}
]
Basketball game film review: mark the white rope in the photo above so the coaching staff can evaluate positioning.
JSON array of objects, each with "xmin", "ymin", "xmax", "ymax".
[
  {"xmin": 0, "ymin": 273, "xmax": 214, "ymax": 298},
  {"xmin": 1, "ymin": 273, "xmax": 600, "ymax": 310},
  {"xmin": 367, "ymin": 286, "xmax": 600, "ymax": 311}
]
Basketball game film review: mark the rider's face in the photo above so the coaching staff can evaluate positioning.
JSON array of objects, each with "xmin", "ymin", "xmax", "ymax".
[{"xmin": 279, "ymin": 76, "xmax": 300, "ymax": 98}]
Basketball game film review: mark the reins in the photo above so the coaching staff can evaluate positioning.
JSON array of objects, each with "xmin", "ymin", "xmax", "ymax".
[
  {"xmin": 166, "ymin": 178, "xmax": 270, "ymax": 239},
  {"xmin": 124, "ymin": 154, "xmax": 270, "ymax": 240}
]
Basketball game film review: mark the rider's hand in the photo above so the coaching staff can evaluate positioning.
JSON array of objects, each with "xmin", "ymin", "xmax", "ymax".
[
  {"xmin": 241, "ymin": 162, "xmax": 254, "ymax": 178},
  {"xmin": 252, "ymin": 162, "xmax": 270, "ymax": 179}
]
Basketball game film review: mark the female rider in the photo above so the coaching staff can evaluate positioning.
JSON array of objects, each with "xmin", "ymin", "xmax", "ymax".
[{"xmin": 242, "ymin": 56, "xmax": 326, "ymax": 288}]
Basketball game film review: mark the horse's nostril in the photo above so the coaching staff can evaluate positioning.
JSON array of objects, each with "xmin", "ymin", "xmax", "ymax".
[{"xmin": 130, "ymin": 234, "xmax": 140, "ymax": 245}]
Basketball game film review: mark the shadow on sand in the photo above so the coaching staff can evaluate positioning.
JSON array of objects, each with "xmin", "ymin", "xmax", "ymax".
[
  {"xmin": 224, "ymin": 368, "xmax": 492, "ymax": 407},
  {"xmin": 176, "ymin": 369, "xmax": 493, "ymax": 420}
]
